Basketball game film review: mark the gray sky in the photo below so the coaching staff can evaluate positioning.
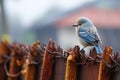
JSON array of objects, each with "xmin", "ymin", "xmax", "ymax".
[{"xmin": 4, "ymin": 0, "xmax": 95, "ymax": 27}]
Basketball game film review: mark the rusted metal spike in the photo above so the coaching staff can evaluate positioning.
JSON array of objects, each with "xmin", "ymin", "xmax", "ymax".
[
  {"xmin": 98, "ymin": 46, "xmax": 112, "ymax": 80},
  {"xmin": 0, "ymin": 41, "xmax": 11, "ymax": 80},
  {"xmin": 25, "ymin": 41, "xmax": 42, "ymax": 80},
  {"xmin": 53, "ymin": 46, "xmax": 65, "ymax": 80},
  {"xmin": 40, "ymin": 40, "xmax": 55, "ymax": 80},
  {"xmin": 8, "ymin": 44, "xmax": 26, "ymax": 80},
  {"xmin": 65, "ymin": 46, "xmax": 80, "ymax": 80}
]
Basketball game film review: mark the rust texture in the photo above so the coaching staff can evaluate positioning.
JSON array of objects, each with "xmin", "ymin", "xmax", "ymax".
[
  {"xmin": 53, "ymin": 46, "xmax": 65, "ymax": 80},
  {"xmin": 25, "ymin": 41, "xmax": 42, "ymax": 80},
  {"xmin": 1, "ymin": 40, "xmax": 120, "ymax": 80},
  {"xmin": 65, "ymin": 46, "xmax": 80, "ymax": 80},
  {"xmin": 98, "ymin": 46, "xmax": 112, "ymax": 80},
  {"xmin": 82, "ymin": 48, "xmax": 100, "ymax": 80},
  {"xmin": 111, "ymin": 53, "xmax": 120, "ymax": 80},
  {"xmin": 8, "ymin": 43, "xmax": 26, "ymax": 80},
  {"xmin": 40, "ymin": 40, "xmax": 56, "ymax": 80},
  {"xmin": 0, "ymin": 41, "xmax": 11, "ymax": 80}
]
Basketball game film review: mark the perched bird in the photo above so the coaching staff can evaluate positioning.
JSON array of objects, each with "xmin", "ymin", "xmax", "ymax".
[{"xmin": 73, "ymin": 17, "xmax": 102, "ymax": 54}]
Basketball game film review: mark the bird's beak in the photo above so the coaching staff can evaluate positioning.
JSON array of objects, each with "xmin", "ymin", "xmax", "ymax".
[
  {"xmin": 73, "ymin": 23, "xmax": 78, "ymax": 27},
  {"xmin": 73, "ymin": 25, "xmax": 78, "ymax": 27}
]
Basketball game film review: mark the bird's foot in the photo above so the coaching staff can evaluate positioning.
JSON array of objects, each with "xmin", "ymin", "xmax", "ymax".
[{"xmin": 80, "ymin": 49, "xmax": 85, "ymax": 54}]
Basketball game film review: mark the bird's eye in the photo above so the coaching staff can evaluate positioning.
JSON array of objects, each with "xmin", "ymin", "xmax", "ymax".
[{"xmin": 79, "ymin": 23, "xmax": 82, "ymax": 25}]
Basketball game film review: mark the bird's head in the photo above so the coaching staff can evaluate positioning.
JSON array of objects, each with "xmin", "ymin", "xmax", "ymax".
[{"xmin": 73, "ymin": 17, "xmax": 93, "ymax": 29}]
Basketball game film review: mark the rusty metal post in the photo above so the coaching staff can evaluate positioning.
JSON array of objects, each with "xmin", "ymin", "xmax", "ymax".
[
  {"xmin": 98, "ymin": 46, "xmax": 112, "ymax": 80},
  {"xmin": 53, "ymin": 57, "xmax": 65, "ymax": 80},
  {"xmin": 82, "ymin": 48, "xmax": 100, "ymax": 80},
  {"xmin": 110, "ymin": 53, "xmax": 120, "ymax": 80},
  {"xmin": 53, "ymin": 46, "xmax": 65, "ymax": 80},
  {"xmin": 65, "ymin": 54, "xmax": 77, "ymax": 80},
  {"xmin": 0, "ymin": 41, "xmax": 11, "ymax": 80},
  {"xmin": 40, "ymin": 40, "xmax": 55, "ymax": 80},
  {"xmin": 24, "ymin": 41, "xmax": 42, "ymax": 80},
  {"xmin": 8, "ymin": 44, "xmax": 26, "ymax": 80},
  {"xmin": 65, "ymin": 46, "xmax": 80, "ymax": 80}
]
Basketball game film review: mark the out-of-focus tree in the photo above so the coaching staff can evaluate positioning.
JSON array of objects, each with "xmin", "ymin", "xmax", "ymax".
[{"xmin": 0, "ymin": 0, "xmax": 11, "ymax": 42}]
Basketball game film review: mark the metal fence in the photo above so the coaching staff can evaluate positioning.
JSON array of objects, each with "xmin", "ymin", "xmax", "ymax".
[{"xmin": 0, "ymin": 40, "xmax": 120, "ymax": 80}]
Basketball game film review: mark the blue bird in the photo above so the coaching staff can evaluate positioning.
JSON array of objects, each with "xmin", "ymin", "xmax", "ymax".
[{"xmin": 73, "ymin": 17, "xmax": 102, "ymax": 54}]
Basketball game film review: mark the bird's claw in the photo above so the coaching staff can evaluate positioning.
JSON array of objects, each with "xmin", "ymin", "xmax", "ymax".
[{"xmin": 80, "ymin": 49, "xmax": 85, "ymax": 54}]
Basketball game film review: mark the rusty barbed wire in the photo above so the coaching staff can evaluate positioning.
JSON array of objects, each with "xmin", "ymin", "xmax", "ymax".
[
  {"xmin": 4, "ymin": 55, "xmax": 22, "ymax": 77},
  {"xmin": 2, "ymin": 43, "xmax": 120, "ymax": 78},
  {"xmin": 21, "ymin": 45, "xmax": 43, "ymax": 65},
  {"xmin": 4, "ymin": 44, "xmax": 43, "ymax": 77},
  {"xmin": 0, "ymin": 53, "xmax": 9, "ymax": 60},
  {"xmin": 42, "ymin": 44, "xmax": 120, "ymax": 72}
]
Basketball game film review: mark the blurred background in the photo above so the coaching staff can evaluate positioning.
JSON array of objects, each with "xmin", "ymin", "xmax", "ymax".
[{"xmin": 0, "ymin": 0, "xmax": 120, "ymax": 51}]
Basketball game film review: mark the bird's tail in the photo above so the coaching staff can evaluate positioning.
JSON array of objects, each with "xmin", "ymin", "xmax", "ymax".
[{"xmin": 95, "ymin": 45, "xmax": 102, "ymax": 54}]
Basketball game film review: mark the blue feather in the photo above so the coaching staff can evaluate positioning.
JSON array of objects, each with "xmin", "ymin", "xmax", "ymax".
[
  {"xmin": 79, "ymin": 28, "xmax": 98, "ymax": 44},
  {"xmin": 95, "ymin": 45, "xmax": 102, "ymax": 54},
  {"xmin": 79, "ymin": 27, "xmax": 102, "ymax": 54}
]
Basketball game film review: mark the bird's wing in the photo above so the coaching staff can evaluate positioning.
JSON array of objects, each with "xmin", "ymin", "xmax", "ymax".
[
  {"xmin": 78, "ymin": 26, "xmax": 100, "ymax": 45},
  {"xmin": 92, "ymin": 26, "xmax": 103, "ymax": 44}
]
